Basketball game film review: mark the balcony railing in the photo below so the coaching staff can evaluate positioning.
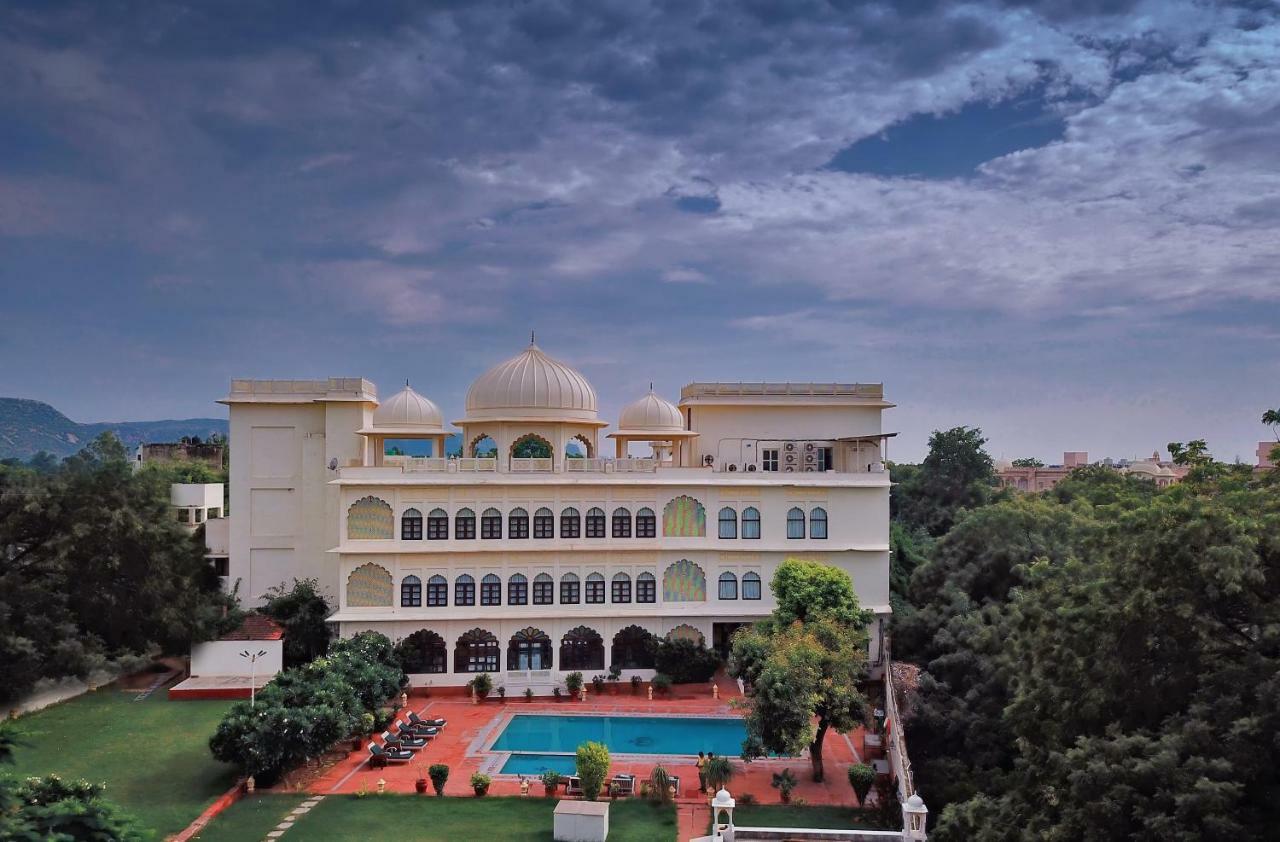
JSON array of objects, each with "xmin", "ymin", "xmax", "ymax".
[
  {"xmin": 510, "ymin": 457, "xmax": 553, "ymax": 473},
  {"xmin": 455, "ymin": 458, "xmax": 497, "ymax": 472},
  {"xmin": 566, "ymin": 458, "xmax": 607, "ymax": 472},
  {"xmin": 403, "ymin": 457, "xmax": 447, "ymax": 472}
]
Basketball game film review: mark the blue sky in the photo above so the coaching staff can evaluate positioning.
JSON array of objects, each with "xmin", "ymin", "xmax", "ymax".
[{"xmin": 1, "ymin": 0, "xmax": 1277, "ymax": 463}]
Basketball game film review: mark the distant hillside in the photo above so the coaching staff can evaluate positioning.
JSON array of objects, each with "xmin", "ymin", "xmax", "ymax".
[{"xmin": 0, "ymin": 397, "xmax": 229, "ymax": 460}]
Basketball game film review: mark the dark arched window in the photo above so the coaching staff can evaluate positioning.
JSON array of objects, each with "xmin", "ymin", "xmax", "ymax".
[
  {"xmin": 533, "ymin": 507, "xmax": 554, "ymax": 539},
  {"xmin": 508, "ymin": 573, "xmax": 528, "ymax": 605},
  {"xmin": 611, "ymin": 625, "xmax": 656, "ymax": 670},
  {"xmin": 508, "ymin": 627, "xmax": 552, "ymax": 670},
  {"xmin": 810, "ymin": 507, "xmax": 828, "ymax": 539},
  {"xmin": 787, "ymin": 507, "xmax": 805, "ymax": 539},
  {"xmin": 742, "ymin": 571, "xmax": 762, "ymax": 600},
  {"xmin": 397, "ymin": 629, "xmax": 446, "ymax": 674},
  {"xmin": 455, "ymin": 507, "xmax": 476, "ymax": 540},
  {"xmin": 560, "ymin": 507, "xmax": 581, "ymax": 539},
  {"xmin": 636, "ymin": 507, "xmax": 656, "ymax": 538},
  {"xmin": 509, "ymin": 507, "xmax": 529, "ymax": 539},
  {"xmin": 585, "ymin": 572, "xmax": 605, "ymax": 604},
  {"xmin": 560, "ymin": 626, "xmax": 604, "ymax": 671},
  {"xmin": 636, "ymin": 571, "xmax": 657, "ymax": 603},
  {"xmin": 454, "ymin": 628, "xmax": 499, "ymax": 673},
  {"xmin": 481, "ymin": 573, "xmax": 502, "ymax": 606},
  {"xmin": 612, "ymin": 507, "xmax": 632, "ymax": 538},
  {"xmin": 401, "ymin": 508, "xmax": 423, "ymax": 540},
  {"xmin": 427, "ymin": 508, "xmax": 448, "ymax": 540},
  {"xmin": 481, "ymin": 507, "xmax": 502, "ymax": 539},
  {"xmin": 742, "ymin": 507, "xmax": 761, "ymax": 539},
  {"xmin": 560, "ymin": 572, "xmax": 580, "ymax": 604},
  {"xmin": 718, "ymin": 507, "xmax": 737, "ymax": 539},
  {"xmin": 533, "ymin": 572, "xmax": 554, "ymax": 604},
  {"xmin": 585, "ymin": 507, "xmax": 606, "ymax": 538},
  {"xmin": 455, "ymin": 573, "xmax": 476, "ymax": 606},
  {"xmin": 611, "ymin": 572, "xmax": 631, "ymax": 603},
  {"xmin": 426, "ymin": 575, "xmax": 448, "ymax": 606},
  {"xmin": 401, "ymin": 574, "xmax": 422, "ymax": 607},
  {"xmin": 718, "ymin": 572, "xmax": 738, "ymax": 600}
]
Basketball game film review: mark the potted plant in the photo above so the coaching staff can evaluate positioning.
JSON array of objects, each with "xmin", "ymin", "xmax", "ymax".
[
  {"xmin": 553, "ymin": 686, "xmax": 563, "ymax": 702},
  {"xmin": 540, "ymin": 770, "xmax": 563, "ymax": 797},
  {"xmin": 606, "ymin": 665, "xmax": 621, "ymax": 694},
  {"xmin": 705, "ymin": 755, "xmax": 734, "ymax": 793},
  {"xmin": 524, "ymin": 687, "xmax": 535, "ymax": 703},
  {"xmin": 355, "ymin": 712, "xmax": 375, "ymax": 750},
  {"xmin": 565, "ymin": 672, "xmax": 584, "ymax": 699},
  {"xmin": 771, "ymin": 768, "xmax": 797, "ymax": 804},
  {"xmin": 647, "ymin": 764, "xmax": 673, "ymax": 803},
  {"xmin": 428, "ymin": 763, "xmax": 449, "ymax": 796},
  {"xmin": 470, "ymin": 773, "xmax": 491, "ymax": 797},
  {"xmin": 497, "ymin": 685, "xmax": 506, "ymax": 702},
  {"xmin": 415, "ymin": 765, "xmax": 429, "ymax": 794},
  {"xmin": 470, "ymin": 673, "xmax": 493, "ymax": 701},
  {"xmin": 591, "ymin": 675, "xmax": 606, "ymax": 695},
  {"xmin": 629, "ymin": 675, "xmax": 642, "ymax": 695},
  {"xmin": 651, "ymin": 673, "xmax": 673, "ymax": 697},
  {"xmin": 848, "ymin": 763, "xmax": 875, "ymax": 806}
]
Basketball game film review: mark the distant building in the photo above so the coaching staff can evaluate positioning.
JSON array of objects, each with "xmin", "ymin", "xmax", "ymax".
[
  {"xmin": 1118, "ymin": 451, "xmax": 1186, "ymax": 487},
  {"xmin": 996, "ymin": 452, "xmax": 1087, "ymax": 492},
  {"xmin": 170, "ymin": 482, "xmax": 230, "ymax": 584},
  {"xmin": 169, "ymin": 614, "xmax": 284, "ymax": 700},
  {"xmin": 134, "ymin": 441, "xmax": 225, "ymax": 471}
]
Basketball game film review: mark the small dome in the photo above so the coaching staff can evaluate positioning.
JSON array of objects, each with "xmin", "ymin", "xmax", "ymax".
[
  {"xmin": 374, "ymin": 384, "xmax": 444, "ymax": 430},
  {"xmin": 465, "ymin": 342, "xmax": 598, "ymax": 421},
  {"xmin": 617, "ymin": 388, "xmax": 684, "ymax": 432},
  {"xmin": 712, "ymin": 788, "xmax": 735, "ymax": 808},
  {"xmin": 906, "ymin": 794, "xmax": 926, "ymax": 811}
]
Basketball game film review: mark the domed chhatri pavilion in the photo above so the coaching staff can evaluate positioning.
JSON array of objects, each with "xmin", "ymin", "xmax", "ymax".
[{"xmin": 220, "ymin": 342, "xmax": 895, "ymax": 688}]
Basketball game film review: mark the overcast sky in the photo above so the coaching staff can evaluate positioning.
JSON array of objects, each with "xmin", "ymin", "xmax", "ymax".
[{"xmin": 1, "ymin": 0, "xmax": 1277, "ymax": 462}]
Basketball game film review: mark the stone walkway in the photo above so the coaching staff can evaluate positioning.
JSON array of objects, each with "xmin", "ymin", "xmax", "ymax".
[{"xmin": 263, "ymin": 795, "xmax": 325, "ymax": 841}]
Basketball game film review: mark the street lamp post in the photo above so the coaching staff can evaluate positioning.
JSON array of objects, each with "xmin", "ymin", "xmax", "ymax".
[{"xmin": 240, "ymin": 649, "xmax": 268, "ymax": 707}]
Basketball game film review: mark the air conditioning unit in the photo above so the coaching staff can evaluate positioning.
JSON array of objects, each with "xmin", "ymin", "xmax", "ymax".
[
  {"xmin": 784, "ymin": 466, "xmax": 795, "ymax": 472},
  {"xmin": 746, "ymin": 463, "xmax": 758, "ymax": 472},
  {"xmin": 785, "ymin": 452, "xmax": 797, "ymax": 465},
  {"xmin": 804, "ymin": 442, "xmax": 815, "ymax": 452},
  {"xmin": 727, "ymin": 463, "xmax": 738, "ymax": 472},
  {"xmin": 784, "ymin": 442, "xmax": 796, "ymax": 452}
]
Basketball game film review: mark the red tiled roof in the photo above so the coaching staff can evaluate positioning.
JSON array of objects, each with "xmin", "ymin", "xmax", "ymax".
[{"xmin": 219, "ymin": 614, "xmax": 284, "ymax": 641}]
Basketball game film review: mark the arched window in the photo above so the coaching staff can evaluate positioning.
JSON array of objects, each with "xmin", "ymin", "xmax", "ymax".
[
  {"xmin": 611, "ymin": 572, "xmax": 631, "ymax": 603},
  {"xmin": 401, "ymin": 508, "xmax": 423, "ymax": 540},
  {"xmin": 560, "ymin": 572, "xmax": 580, "ymax": 604},
  {"xmin": 397, "ymin": 629, "xmax": 446, "ymax": 674},
  {"xmin": 509, "ymin": 507, "xmax": 529, "ymax": 539},
  {"xmin": 718, "ymin": 507, "xmax": 737, "ymax": 539},
  {"xmin": 611, "ymin": 625, "xmax": 656, "ymax": 670},
  {"xmin": 662, "ymin": 495, "xmax": 706, "ymax": 537},
  {"xmin": 347, "ymin": 496, "xmax": 393, "ymax": 539},
  {"xmin": 427, "ymin": 508, "xmax": 448, "ymax": 540},
  {"xmin": 585, "ymin": 572, "xmax": 605, "ymax": 604},
  {"xmin": 508, "ymin": 573, "xmax": 528, "ymax": 605},
  {"xmin": 533, "ymin": 507, "xmax": 554, "ymax": 539},
  {"xmin": 401, "ymin": 574, "xmax": 422, "ymax": 607},
  {"xmin": 427, "ymin": 575, "xmax": 448, "ymax": 606},
  {"xmin": 662, "ymin": 559, "xmax": 706, "ymax": 602},
  {"xmin": 612, "ymin": 507, "xmax": 632, "ymax": 538},
  {"xmin": 810, "ymin": 507, "xmax": 828, "ymax": 539},
  {"xmin": 455, "ymin": 573, "xmax": 476, "ymax": 606},
  {"xmin": 454, "ymin": 628, "xmax": 499, "ymax": 673},
  {"xmin": 636, "ymin": 571, "xmax": 657, "ymax": 603},
  {"xmin": 455, "ymin": 507, "xmax": 476, "ymax": 540},
  {"xmin": 718, "ymin": 572, "xmax": 738, "ymax": 600},
  {"xmin": 560, "ymin": 507, "xmax": 581, "ymax": 539},
  {"xmin": 742, "ymin": 571, "xmax": 762, "ymax": 600},
  {"xmin": 787, "ymin": 507, "xmax": 806, "ymax": 539},
  {"xmin": 347, "ymin": 563, "xmax": 392, "ymax": 606},
  {"xmin": 560, "ymin": 626, "xmax": 604, "ymax": 671},
  {"xmin": 636, "ymin": 507, "xmax": 656, "ymax": 538},
  {"xmin": 741, "ymin": 507, "xmax": 761, "ymax": 539},
  {"xmin": 585, "ymin": 507, "xmax": 606, "ymax": 538},
  {"xmin": 533, "ymin": 572, "xmax": 554, "ymax": 604},
  {"xmin": 481, "ymin": 573, "xmax": 502, "ymax": 606},
  {"xmin": 481, "ymin": 507, "xmax": 502, "ymax": 539},
  {"xmin": 508, "ymin": 627, "xmax": 552, "ymax": 670},
  {"xmin": 511, "ymin": 434, "xmax": 553, "ymax": 459}
]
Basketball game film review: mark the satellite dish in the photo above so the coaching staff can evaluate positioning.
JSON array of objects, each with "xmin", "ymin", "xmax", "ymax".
[{"xmin": 328, "ymin": 458, "xmax": 339, "ymax": 471}]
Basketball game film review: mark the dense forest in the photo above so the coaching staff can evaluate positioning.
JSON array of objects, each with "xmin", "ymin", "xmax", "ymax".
[{"xmin": 890, "ymin": 426, "xmax": 1279, "ymax": 841}]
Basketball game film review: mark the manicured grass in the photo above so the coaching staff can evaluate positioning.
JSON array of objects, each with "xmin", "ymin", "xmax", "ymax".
[
  {"xmin": 731, "ymin": 803, "xmax": 895, "ymax": 830},
  {"xmin": 9, "ymin": 688, "xmax": 238, "ymax": 840},
  {"xmin": 203, "ymin": 795, "xmax": 677, "ymax": 841}
]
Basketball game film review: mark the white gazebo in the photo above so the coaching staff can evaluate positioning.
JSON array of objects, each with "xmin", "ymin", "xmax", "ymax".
[
  {"xmin": 357, "ymin": 383, "xmax": 450, "ymax": 465},
  {"xmin": 607, "ymin": 387, "xmax": 698, "ymax": 466}
]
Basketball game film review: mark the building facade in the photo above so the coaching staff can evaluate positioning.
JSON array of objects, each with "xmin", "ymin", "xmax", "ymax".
[{"xmin": 220, "ymin": 344, "xmax": 892, "ymax": 689}]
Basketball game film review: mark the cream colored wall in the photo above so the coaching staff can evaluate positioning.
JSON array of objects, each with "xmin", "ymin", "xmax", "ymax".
[{"xmin": 686, "ymin": 404, "xmax": 884, "ymax": 466}]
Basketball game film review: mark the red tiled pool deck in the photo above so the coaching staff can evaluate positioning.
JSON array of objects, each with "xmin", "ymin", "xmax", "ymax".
[{"xmin": 308, "ymin": 676, "xmax": 874, "ymax": 813}]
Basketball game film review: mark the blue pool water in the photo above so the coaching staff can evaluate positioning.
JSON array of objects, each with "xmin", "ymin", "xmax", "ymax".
[{"xmin": 494, "ymin": 714, "xmax": 747, "ymax": 775}]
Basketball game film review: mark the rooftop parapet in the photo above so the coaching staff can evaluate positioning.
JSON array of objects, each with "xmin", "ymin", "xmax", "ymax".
[
  {"xmin": 221, "ymin": 377, "xmax": 378, "ymax": 404},
  {"xmin": 680, "ymin": 381, "xmax": 887, "ymax": 404}
]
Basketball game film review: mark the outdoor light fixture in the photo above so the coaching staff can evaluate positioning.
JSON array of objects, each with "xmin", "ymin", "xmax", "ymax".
[{"xmin": 239, "ymin": 649, "xmax": 268, "ymax": 708}]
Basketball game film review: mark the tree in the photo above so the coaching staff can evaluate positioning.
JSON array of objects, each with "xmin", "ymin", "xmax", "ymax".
[
  {"xmin": 848, "ymin": 763, "xmax": 875, "ymax": 804},
  {"xmin": 0, "ymin": 775, "xmax": 143, "ymax": 841},
  {"xmin": 731, "ymin": 559, "xmax": 869, "ymax": 782},
  {"xmin": 1010, "ymin": 457, "xmax": 1043, "ymax": 467},
  {"xmin": 894, "ymin": 427, "xmax": 997, "ymax": 536},
  {"xmin": 1167, "ymin": 438, "xmax": 1212, "ymax": 467},
  {"xmin": 1263, "ymin": 408, "xmax": 1280, "ymax": 440},
  {"xmin": 260, "ymin": 578, "xmax": 333, "ymax": 667},
  {"xmin": 653, "ymin": 637, "xmax": 721, "ymax": 683},
  {"xmin": 575, "ymin": 741, "xmax": 611, "ymax": 802}
]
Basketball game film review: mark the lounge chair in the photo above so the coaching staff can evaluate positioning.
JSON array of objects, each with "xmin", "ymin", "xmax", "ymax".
[
  {"xmin": 382, "ymin": 730, "xmax": 427, "ymax": 751},
  {"xmin": 407, "ymin": 712, "xmax": 447, "ymax": 729},
  {"xmin": 565, "ymin": 775, "xmax": 583, "ymax": 797},
  {"xmin": 610, "ymin": 774, "xmax": 636, "ymax": 798},
  {"xmin": 368, "ymin": 742, "xmax": 412, "ymax": 768},
  {"xmin": 396, "ymin": 718, "xmax": 439, "ymax": 738}
]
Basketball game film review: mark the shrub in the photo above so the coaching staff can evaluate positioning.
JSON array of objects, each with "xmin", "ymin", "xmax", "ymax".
[
  {"xmin": 524, "ymin": 687, "xmax": 535, "ymax": 702},
  {"xmin": 771, "ymin": 768, "xmax": 798, "ymax": 803},
  {"xmin": 654, "ymin": 638, "xmax": 721, "ymax": 683},
  {"xmin": 469, "ymin": 673, "xmax": 493, "ymax": 698},
  {"xmin": 470, "ymin": 773, "xmax": 491, "ymax": 795},
  {"xmin": 428, "ymin": 764, "xmax": 450, "ymax": 796},
  {"xmin": 738, "ymin": 792, "xmax": 757, "ymax": 806},
  {"xmin": 540, "ymin": 770, "xmax": 563, "ymax": 788},
  {"xmin": 565, "ymin": 672, "xmax": 584, "ymax": 695},
  {"xmin": 497, "ymin": 685, "xmax": 506, "ymax": 700},
  {"xmin": 591, "ymin": 675, "xmax": 605, "ymax": 694},
  {"xmin": 648, "ymin": 765, "xmax": 673, "ymax": 803},
  {"xmin": 630, "ymin": 675, "xmax": 642, "ymax": 693},
  {"xmin": 607, "ymin": 664, "xmax": 621, "ymax": 682},
  {"xmin": 554, "ymin": 686, "xmax": 563, "ymax": 700},
  {"xmin": 0, "ymin": 775, "xmax": 142, "ymax": 840},
  {"xmin": 575, "ymin": 741, "xmax": 611, "ymax": 802},
  {"xmin": 705, "ymin": 755, "xmax": 734, "ymax": 791},
  {"xmin": 848, "ymin": 763, "xmax": 876, "ymax": 804},
  {"xmin": 651, "ymin": 673, "xmax": 673, "ymax": 695}
]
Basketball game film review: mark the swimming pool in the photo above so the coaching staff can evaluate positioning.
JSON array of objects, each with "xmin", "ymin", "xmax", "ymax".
[{"xmin": 493, "ymin": 714, "xmax": 747, "ymax": 775}]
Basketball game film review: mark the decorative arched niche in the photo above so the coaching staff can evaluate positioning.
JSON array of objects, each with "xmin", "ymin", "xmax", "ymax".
[{"xmin": 347, "ymin": 496, "xmax": 393, "ymax": 539}]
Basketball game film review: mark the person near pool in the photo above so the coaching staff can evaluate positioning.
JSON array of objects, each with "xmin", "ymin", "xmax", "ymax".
[{"xmin": 697, "ymin": 751, "xmax": 708, "ymax": 792}]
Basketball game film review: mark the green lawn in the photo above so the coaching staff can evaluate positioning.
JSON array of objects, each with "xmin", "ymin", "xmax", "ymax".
[
  {"xmin": 201, "ymin": 795, "xmax": 677, "ymax": 841},
  {"xmin": 9, "ymin": 688, "xmax": 238, "ymax": 840},
  {"xmin": 731, "ymin": 804, "xmax": 894, "ymax": 831}
]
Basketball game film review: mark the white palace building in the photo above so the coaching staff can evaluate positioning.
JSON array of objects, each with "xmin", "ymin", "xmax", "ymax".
[{"xmin": 220, "ymin": 342, "xmax": 893, "ymax": 689}]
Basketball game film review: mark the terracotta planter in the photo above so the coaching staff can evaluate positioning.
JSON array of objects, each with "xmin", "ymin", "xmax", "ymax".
[
  {"xmin": 473, "ymin": 785, "xmax": 489, "ymax": 797},
  {"xmin": 415, "ymin": 780, "xmax": 428, "ymax": 794},
  {"xmin": 543, "ymin": 785, "xmax": 557, "ymax": 798}
]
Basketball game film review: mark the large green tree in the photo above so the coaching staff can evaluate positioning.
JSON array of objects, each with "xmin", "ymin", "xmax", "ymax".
[
  {"xmin": 261, "ymin": 578, "xmax": 334, "ymax": 667},
  {"xmin": 893, "ymin": 426, "xmax": 998, "ymax": 537}
]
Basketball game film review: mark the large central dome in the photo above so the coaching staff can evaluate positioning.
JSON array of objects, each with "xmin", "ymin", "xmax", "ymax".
[{"xmin": 464, "ymin": 342, "xmax": 598, "ymax": 421}]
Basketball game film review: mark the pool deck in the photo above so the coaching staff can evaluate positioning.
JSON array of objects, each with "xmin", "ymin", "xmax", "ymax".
[{"xmin": 307, "ymin": 674, "xmax": 874, "ymax": 811}]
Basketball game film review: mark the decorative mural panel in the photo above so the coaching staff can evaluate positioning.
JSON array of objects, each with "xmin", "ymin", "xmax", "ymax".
[
  {"xmin": 662, "ymin": 559, "xmax": 706, "ymax": 602},
  {"xmin": 347, "ymin": 562, "xmax": 393, "ymax": 606},
  {"xmin": 662, "ymin": 495, "xmax": 706, "ymax": 537},
  {"xmin": 348, "ymin": 496, "xmax": 394, "ymax": 539}
]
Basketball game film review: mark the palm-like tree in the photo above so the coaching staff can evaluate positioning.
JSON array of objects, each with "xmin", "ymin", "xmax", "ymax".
[{"xmin": 1264, "ymin": 408, "xmax": 1280, "ymax": 440}]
